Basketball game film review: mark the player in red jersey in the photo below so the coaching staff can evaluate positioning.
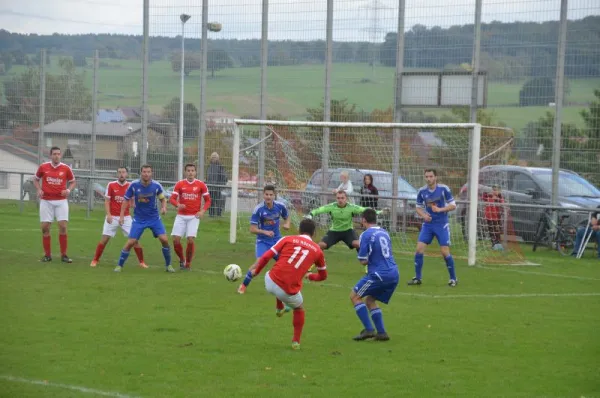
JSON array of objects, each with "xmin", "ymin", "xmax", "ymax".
[
  {"xmin": 33, "ymin": 146, "xmax": 76, "ymax": 263},
  {"xmin": 169, "ymin": 163, "xmax": 211, "ymax": 270},
  {"xmin": 245, "ymin": 218, "xmax": 327, "ymax": 350},
  {"xmin": 90, "ymin": 167, "xmax": 146, "ymax": 268}
]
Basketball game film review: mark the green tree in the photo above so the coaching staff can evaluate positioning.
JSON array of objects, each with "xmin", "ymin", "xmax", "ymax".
[
  {"xmin": 162, "ymin": 97, "xmax": 200, "ymax": 139},
  {"xmin": 519, "ymin": 77, "xmax": 555, "ymax": 106},
  {"xmin": 3, "ymin": 57, "xmax": 92, "ymax": 125}
]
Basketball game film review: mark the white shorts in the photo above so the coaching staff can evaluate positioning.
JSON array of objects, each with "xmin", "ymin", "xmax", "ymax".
[
  {"xmin": 39, "ymin": 199, "xmax": 69, "ymax": 223},
  {"xmin": 264, "ymin": 271, "xmax": 303, "ymax": 309},
  {"xmin": 102, "ymin": 215, "xmax": 132, "ymax": 238},
  {"xmin": 171, "ymin": 214, "xmax": 200, "ymax": 238}
]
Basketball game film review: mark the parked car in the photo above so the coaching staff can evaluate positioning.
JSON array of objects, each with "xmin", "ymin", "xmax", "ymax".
[
  {"xmin": 457, "ymin": 165, "xmax": 600, "ymax": 242},
  {"xmin": 302, "ymin": 168, "xmax": 420, "ymax": 231}
]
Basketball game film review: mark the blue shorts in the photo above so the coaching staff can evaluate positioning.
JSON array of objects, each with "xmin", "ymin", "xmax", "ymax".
[
  {"xmin": 353, "ymin": 274, "xmax": 399, "ymax": 304},
  {"xmin": 129, "ymin": 219, "xmax": 166, "ymax": 240},
  {"xmin": 418, "ymin": 223, "xmax": 451, "ymax": 246},
  {"xmin": 256, "ymin": 240, "xmax": 279, "ymax": 260}
]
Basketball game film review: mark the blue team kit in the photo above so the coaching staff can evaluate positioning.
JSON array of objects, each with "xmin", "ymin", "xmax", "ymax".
[
  {"xmin": 250, "ymin": 200, "xmax": 289, "ymax": 258},
  {"xmin": 124, "ymin": 179, "xmax": 167, "ymax": 240},
  {"xmin": 416, "ymin": 184, "xmax": 455, "ymax": 246}
]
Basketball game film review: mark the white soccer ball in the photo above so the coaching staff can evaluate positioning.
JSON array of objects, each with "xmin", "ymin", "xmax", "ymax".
[{"xmin": 224, "ymin": 264, "xmax": 242, "ymax": 282}]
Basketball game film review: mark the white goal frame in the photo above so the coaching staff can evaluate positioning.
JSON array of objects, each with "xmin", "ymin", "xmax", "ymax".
[{"xmin": 230, "ymin": 119, "xmax": 482, "ymax": 266}]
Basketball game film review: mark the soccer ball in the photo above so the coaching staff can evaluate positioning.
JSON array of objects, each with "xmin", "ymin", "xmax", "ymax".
[{"xmin": 224, "ymin": 264, "xmax": 242, "ymax": 282}]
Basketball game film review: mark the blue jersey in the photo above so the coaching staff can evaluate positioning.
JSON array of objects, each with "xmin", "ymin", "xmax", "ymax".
[
  {"xmin": 357, "ymin": 226, "xmax": 399, "ymax": 279},
  {"xmin": 124, "ymin": 179, "xmax": 164, "ymax": 222},
  {"xmin": 416, "ymin": 184, "xmax": 455, "ymax": 225},
  {"xmin": 250, "ymin": 200, "xmax": 289, "ymax": 243}
]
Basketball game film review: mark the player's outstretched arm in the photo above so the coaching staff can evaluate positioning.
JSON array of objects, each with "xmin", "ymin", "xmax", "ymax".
[
  {"xmin": 250, "ymin": 249, "xmax": 276, "ymax": 277},
  {"xmin": 309, "ymin": 203, "xmax": 334, "ymax": 217}
]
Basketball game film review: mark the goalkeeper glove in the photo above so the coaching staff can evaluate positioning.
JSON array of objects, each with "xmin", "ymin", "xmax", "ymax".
[{"xmin": 304, "ymin": 214, "xmax": 313, "ymax": 219}]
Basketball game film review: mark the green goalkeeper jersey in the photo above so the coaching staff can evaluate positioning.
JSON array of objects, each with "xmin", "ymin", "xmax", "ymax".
[{"xmin": 310, "ymin": 202, "xmax": 379, "ymax": 232}]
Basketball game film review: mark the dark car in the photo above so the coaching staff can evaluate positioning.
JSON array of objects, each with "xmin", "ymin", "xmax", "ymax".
[
  {"xmin": 457, "ymin": 165, "xmax": 600, "ymax": 242},
  {"xmin": 302, "ymin": 168, "xmax": 420, "ymax": 231}
]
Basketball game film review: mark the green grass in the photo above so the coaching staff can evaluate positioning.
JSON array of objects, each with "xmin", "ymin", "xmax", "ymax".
[
  {"xmin": 0, "ymin": 200, "xmax": 599, "ymax": 397},
  {"xmin": 1, "ymin": 59, "xmax": 598, "ymax": 134}
]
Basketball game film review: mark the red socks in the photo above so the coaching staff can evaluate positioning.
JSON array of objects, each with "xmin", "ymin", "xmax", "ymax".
[
  {"xmin": 93, "ymin": 243, "xmax": 105, "ymax": 261},
  {"xmin": 59, "ymin": 234, "xmax": 67, "ymax": 256},
  {"xmin": 134, "ymin": 247, "xmax": 144, "ymax": 263},
  {"xmin": 185, "ymin": 242, "xmax": 195, "ymax": 265},
  {"xmin": 173, "ymin": 242, "xmax": 184, "ymax": 262},
  {"xmin": 43, "ymin": 235, "xmax": 51, "ymax": 257},
  {"xmin": 276, "ymin": 299, "xmax": 285, "ymax": 311},
  {"xmin": 292, "ymin": 309, "xmax": 305, "ymax": 344}
]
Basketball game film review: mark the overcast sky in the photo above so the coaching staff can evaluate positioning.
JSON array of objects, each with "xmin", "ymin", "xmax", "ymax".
[{"xmin": 0, "ymin": 0, "xmax": 598, "ymax": 41}]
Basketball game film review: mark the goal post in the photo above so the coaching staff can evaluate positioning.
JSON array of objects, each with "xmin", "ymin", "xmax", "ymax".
[{"xmin": 230, "ymin": 119, "xmax": 522, "ymax": 266}]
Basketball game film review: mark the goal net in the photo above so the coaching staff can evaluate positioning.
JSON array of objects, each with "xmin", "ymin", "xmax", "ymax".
[{"xmin": 228, "ymin": 119, "xmax": 526, "ymax": 266}]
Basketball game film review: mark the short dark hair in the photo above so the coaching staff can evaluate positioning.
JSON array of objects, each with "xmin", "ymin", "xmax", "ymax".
[
  {"xmin": 117, "ymin": 166, "xmax": 128, "ymax": 172},
  {"xmin": 49, "ymin": 146, "xmax": 61, "ymax": 155},
  {"xmin": 140, "ymin": 164, "xmax": 152, "ymax": 171},
  {"xmin": 299, "ymin": 219, "xmax": 316, "ymax": 237},
  {"xmin": 336, "ymin": 190, "xmax": 347, "ymax": 197},
  {"xmin": 424, "ymin": 168, "xmax": 437, "ymax": 176},
  {"xmin": 264, "ymin": 184, "xmax": 276, "ymax": 193},
  {"xmin": 185, "ymin": 163, "xmax": 196, "ymax": 170},
  {"xmin": 362, "ymin": 208, "xmax": 377, "ymax": 224}
]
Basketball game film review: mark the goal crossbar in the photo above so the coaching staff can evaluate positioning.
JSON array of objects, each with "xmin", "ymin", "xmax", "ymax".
[{"xmin": 230, "ymin": 119, "xmax": 482, "ymax": 266}]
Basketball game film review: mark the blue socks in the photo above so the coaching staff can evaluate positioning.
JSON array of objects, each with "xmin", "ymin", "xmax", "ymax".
[
  {"xmin": 162, "ymin": 246, "xmax": 171, "ymax": 267},
  {"xmin": 445, "ymin": 255, "xmax": 456, "ymax": 280},
  {"xmin": 414, "ymin": 252, "xmax": 424, "ymax": 280},
  {"xmin": 118, "ymin": 250, "xmax": 130, "ymax": 267},
  {"xmin": 354, "ymin": 303, "xmax": 374, "ymax": 331},
  {"xmin": 370, "ymin": 308, "xmax": 385, "ymax": 334},
  {"xmin": 242, "ymin": 270, "xmax": 253, "ymax": 287}
]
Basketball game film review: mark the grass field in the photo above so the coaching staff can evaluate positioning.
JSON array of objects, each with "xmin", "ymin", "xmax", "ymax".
[
  {"xmin": 1, "ymin": 59, "xmax": 598, "ymax": 134},
  {"xmin": 0, "ymin": 200, "xmax": 599, "ymax": 397}
]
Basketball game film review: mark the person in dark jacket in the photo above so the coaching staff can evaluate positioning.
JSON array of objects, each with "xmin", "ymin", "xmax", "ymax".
[
  {"xmin": 359, "ymin": 173, "xmax": 379, "ymax": 209},
  {"xmin": 206, "ymin": 152, "xmax": 228, "ymax": 217}
]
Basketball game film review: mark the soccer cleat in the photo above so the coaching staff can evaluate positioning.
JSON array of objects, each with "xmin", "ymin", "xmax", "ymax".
[
  {"xmin": 90, "ymin": 260, "xmax": 98, "ymax": 267},
  {"xmin": 179, "ymin": 261, "xmax": 186, "ymax": 271},
  {"xmin": 237, "ymin": 284, "xmax": 246, "ymax": 294},
  {"xmin": 448, "ymin": 279, "xmax": 458, "ymax": 287},
  {"xmin": 353, "ymin": 329, "xmax": 376, "ymax": 341},
  {"xmin": 113, "ymin": 266, "xmax": 122, "ymax": 272},
  {"xmin": 40, "ymin": 256, "xmax": 52, "ymax": 262},
  {"xmin": 61, "ymin": 255, "xmax": 73, "ymax": 263},
  {"xmin": 374, "ymin": 333, "xmax": 390, "ymax": 341},
  {"xmin": 291, "ymin": 341, "xmax": 301, "ymax": 350},
  {"xmin": 166, "ymin": 265, "xmax": 176, "ymax": 273},
  {"xmin": 407, "ymin": 277, "xmax": 422, "ymax": 286},
  {"xmin": 276, "ymin": 305, "xmax": 291, "ymax": 317},
  {"xmin": 139, "ymin": 262, "xmax": 149, "ymax": 269}
]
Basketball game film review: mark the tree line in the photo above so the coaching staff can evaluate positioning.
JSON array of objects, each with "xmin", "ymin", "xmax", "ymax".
[{"xmin": 0, "ymin": 15, "xmax": 598, "ymax": 80}]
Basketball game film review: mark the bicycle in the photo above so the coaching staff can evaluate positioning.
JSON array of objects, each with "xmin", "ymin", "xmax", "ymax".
[{"xmin": 532, "ymin": 209, "xmax": 576, "ymax": 255}]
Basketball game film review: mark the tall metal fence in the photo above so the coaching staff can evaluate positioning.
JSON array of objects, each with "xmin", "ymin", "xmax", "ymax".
[{"xmin": 0, "ymin": 0, "xmax": 599, "ymax": 208}]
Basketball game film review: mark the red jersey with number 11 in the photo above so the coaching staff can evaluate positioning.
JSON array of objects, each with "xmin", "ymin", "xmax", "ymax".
[{"xmin": 267, "ymin": 235, "xmax": 326, "ymax": 294}]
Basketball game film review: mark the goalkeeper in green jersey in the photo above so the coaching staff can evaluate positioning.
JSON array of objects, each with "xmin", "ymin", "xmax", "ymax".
[{"xmin": 307, "ymin": 190, "xmax": 383, "ymax": 251}]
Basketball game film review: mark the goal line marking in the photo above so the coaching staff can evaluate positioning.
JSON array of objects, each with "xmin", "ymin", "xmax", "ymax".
[{"xmin": 0, "ymin": 375, "xmax": 141, "ymax": 398}]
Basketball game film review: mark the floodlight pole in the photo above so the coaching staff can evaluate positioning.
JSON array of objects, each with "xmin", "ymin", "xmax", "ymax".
[{"xmin": 178, "ymin": 13, "xmax": 191, "ymax": 181}]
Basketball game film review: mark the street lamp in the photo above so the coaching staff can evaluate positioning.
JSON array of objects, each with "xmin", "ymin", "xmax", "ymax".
[{"xmin": 178, "ymin": 13, "xmax": 191, "ymax": 181}]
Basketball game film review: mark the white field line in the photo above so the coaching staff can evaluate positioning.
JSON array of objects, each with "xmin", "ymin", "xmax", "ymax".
[
  {"xmin": 1, "ymin": 248, "xmax": 598, "ymax": 299},
  {"xmin": 0, "ymin": 375, "xmax": 141, "ymax": 398},
  {"xmin": 477, "ymin": 265, "xmax": 600, "ymax": 282}
]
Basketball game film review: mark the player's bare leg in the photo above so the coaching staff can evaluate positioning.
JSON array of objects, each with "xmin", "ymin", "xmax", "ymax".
[
  {"xmin": 318, "ymin": 241, "xmax": 328, "ymax": 250},
  {"xmin": 91, "ymin": 235, "xmax": 111, "ymax": 267},
  {"xmin": 291, "ymin": 304, "xmax": 305, "ymax": 350},
  {"xmin": 58, "ymin": 220, "xmax": 72, "ymax": 263},
  {"xmin": 185, "ymin": 236, "xmax": 195, "ymax": 269},
  {"xmin": 158, "ymin": 234, "xmax": 174, "ymax": 273},
  {"xmin": 172, "ymin": 235, "xmax": 185, "ymax": 269},
  {"xmin": 115, "ymin": 238, "xmax": 137, "ymax": 272},
  {"xmin": 40, "ymin": 222, "xmax": 52, "ymax": 262},
  {"xmin": 408, "ymin": 241, "xmax": 427, "ymax": 285},
  {"xmin": 350, "ymin": 290, "xmax": 376, "ymax": 341},
  {"xmin": 440, "ymin": 246, "xmax": 457, "ymax": 287}
]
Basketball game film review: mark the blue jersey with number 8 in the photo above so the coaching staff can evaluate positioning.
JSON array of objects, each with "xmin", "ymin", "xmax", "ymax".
[{"xmin": 357, "ymin": 226, "xmax": 399, "ymax": 279}]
